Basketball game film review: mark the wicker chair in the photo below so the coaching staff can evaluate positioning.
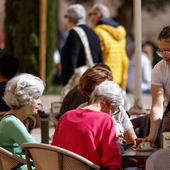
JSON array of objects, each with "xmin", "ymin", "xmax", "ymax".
[
  {"xmin": 0, "ymin": 146, "xmax": 26, "ymax": 170},
  {"xmin": 146, "ymin": 148, "xmax": 170, "ymax": 170},
  {"xmin": 21, "ymin": 143, "xmax": 104, "ymax": 170}
]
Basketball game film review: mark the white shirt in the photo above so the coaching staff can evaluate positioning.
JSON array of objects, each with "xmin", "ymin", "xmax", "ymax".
[
  {"xmin": 151, "ymin": 59, "xmax": 170, "ymax": 108},
  {"xmin": 53, "ymin": 50, "xmax": 61, "ymax": 64},
  {"xmin": 127, "ymin": 52, "xmax": 152, "ymax": 92},
  {"xmin": 113, "ymin": 105, "xmax": 133, "ymax": 134}
]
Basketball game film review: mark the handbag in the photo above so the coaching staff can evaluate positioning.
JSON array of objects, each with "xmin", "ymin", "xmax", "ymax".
[{"xmin": 61, "ymin": 26, "xmax": 94, "ymax": 101}]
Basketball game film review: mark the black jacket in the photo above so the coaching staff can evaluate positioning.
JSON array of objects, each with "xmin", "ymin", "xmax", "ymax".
[
  {"xmin": 59, "ymin": 85, "xmax": 86, "ymax": 119},
  {"xmin": 0, "ymin": 82, "xmax": 10, "ymax": 111},
  {"xmin": 61, "ymin": 24, "xmax": 103, "ymax": 86}
]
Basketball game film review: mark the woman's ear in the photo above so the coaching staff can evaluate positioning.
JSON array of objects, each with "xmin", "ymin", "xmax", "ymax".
[
  {"xmin": 109, "ymin": 102, "xmax": 114, "ymax": 109},
  {"xmin": 109, "ymin": 102, "xmax": 116, "ymax": 117},
  {"xmin": 85, "ymin": 92, "xmax": 91, "ymax": 101}
]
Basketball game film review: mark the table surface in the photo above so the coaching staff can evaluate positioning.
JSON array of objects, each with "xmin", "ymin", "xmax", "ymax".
[
  {"xmin": 122, "ymin": 148, "xmax": 161, "ymax": 157},
  {"xmin": 39, "ymin": 112, "xmax": 50, "ymax": 118}
]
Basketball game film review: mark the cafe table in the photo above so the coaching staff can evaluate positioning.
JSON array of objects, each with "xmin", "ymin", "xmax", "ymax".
[
  {"xmin": 39, "ymin": 112, "xmax": 50, "ymax": 144},
  {"xmin": 122, "ymin": 147, "xmax": 162, "ymax": 157}
]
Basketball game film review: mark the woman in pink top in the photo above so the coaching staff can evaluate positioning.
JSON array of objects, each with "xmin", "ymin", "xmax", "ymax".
[{"xmin": 52, "ymin": 80, "xmax": 122, "ymax": 170}]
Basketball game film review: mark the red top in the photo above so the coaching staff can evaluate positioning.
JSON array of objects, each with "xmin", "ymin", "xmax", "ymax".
[{"xmin": 51, "ymin": 108, "xmax": 121, "ymax": 169}]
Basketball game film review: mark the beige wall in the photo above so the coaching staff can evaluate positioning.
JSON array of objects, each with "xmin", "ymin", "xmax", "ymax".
[{"xmin": 142, "ymin": 5, "xmax": 170, "ymax": 45}]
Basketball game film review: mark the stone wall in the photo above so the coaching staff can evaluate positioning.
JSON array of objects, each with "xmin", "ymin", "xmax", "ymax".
[
  {"xmin": 1, "ymin": 0, "xmax": 170, "ymax": 46},
  {"xmin": 57, "ymin": 0, "xmax": 170, "ymax": 46},
  {"xmin": 142, "ymin": 5, "xmax": 170, "ymax": 45}
]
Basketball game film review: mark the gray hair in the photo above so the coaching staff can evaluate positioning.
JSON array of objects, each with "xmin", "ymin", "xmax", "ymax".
[
  {"xmin": 90, "ymin": 80, "xmax": 124, "ymax": 113},
  {"xmin": 4, "ymin": 73, "xmax": 45, "ymax": 109},
  {"xmin": 67, "ymin": 4, "xmax": 86, "ymax": 24},
  {"xmin": 92, "ymin": 3, "xmax": 110, "ymax": 18}
]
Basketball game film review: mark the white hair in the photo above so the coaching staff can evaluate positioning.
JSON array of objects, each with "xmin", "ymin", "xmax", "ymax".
[
  {"xmin": 92, "ymin": 3, "xmax": 110, "ymax": 18},
  {"xmin": 90, "ymin": 80, "xmax": 124, "ymax": 112},
  {"xmin": 4, "ymin": 73, "xmax": 45, "ymax": 109},
  {"xmin": 67, "ymin": 4, "xmax": 86, "ymax": 24}
]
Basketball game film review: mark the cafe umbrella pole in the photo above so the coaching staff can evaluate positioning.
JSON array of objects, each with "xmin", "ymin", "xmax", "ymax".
[
  {"xmin": 39, "ymin": 0, "xmax": 47, "ymax": 82},
  {"xmin": 133, "ymin": 0, "xmax": 143, "ymax": 111}
]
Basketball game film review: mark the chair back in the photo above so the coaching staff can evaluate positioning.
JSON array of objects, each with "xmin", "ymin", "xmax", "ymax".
[
  {"xmin": 146, "ymin": 148, "xmax": 170, "ymax": 170},
  {"xmin": 0, "ymin": 112, "xmax": 7, "ymax": 120},
  {"xmin": 21, "ymin": 143, "xmax": 101, "ymax": 170},
  {"xmin": 0, "ymin": 146, "xmax": 26, "ymax": 170}
]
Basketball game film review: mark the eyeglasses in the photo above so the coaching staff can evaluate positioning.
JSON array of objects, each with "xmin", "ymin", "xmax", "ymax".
[
  {"xmin": 88, "ymin": 12, "xmax": 97, "ymax": 17},
  {"xmin": 156, "ymin": 49, "xmax": 170, "ymax": 58},
  {"xmin": 111, "ymin": 104, "xmax": 120, "ymax": 116}
]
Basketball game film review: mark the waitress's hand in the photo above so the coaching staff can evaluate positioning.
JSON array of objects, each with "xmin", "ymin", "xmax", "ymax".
[{"xmin": 143, "ymin": 133, "xmax": 156, "ymax": 147}]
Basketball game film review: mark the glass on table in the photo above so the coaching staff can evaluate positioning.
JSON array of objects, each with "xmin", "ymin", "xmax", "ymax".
[{"xmin": 145, "ymin": 109, "xmax": 150, "ymax": 114}]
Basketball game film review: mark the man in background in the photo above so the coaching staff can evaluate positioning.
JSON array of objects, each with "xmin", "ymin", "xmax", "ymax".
[
  {"xmin": 89, "ymin": 3, "xmax": 128, "ymax": 91},
  {"xmin": 61, "ymin": 4, "xmax": 103, "ymax": 87},
  {"xmin": 126, "ymin": 36, "xmax": 152, "ymax": 94},
  {"xmin": 0, "ymin": 54, "xmax": 20, "ymax": 111}
]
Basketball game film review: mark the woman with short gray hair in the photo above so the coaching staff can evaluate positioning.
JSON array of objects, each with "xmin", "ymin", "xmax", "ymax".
[
  {"xmin": 52, "ymin": 80, "xmax": 122, "ymax": 169},
  {"xmin": 90, "ymin": 80, "xmax": 124, "ymax": 114},
  {"xmin": 4, "ymin": 73, "xmax": 45, "ymax": 109},
  {"xmin": 0, "ymin": 73, "xmax": 45, "ymax": 170}
]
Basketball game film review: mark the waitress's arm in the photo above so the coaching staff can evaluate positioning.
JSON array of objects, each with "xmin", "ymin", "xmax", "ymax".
[{"xmin": 144, "ymin": 84, "xmax": 164, "ymax": 144}]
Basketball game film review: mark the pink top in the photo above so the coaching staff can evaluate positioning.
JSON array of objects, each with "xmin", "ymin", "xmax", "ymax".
[{"xmin": 51, "ymin": 108, "xmax": 121, "ymax": 169}]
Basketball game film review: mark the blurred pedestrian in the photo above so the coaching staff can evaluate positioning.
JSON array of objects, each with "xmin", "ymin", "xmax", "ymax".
[
  {"xmin": 61, "ymin": 4, "xmax": 103, "ymax": 100},
  {"xmin": 89, "ymin": 3, "xmax": 128, "ymax": 91},
  {"xmin": 126, "ymin": 37, "xmax": 152, "ymax": 94}
]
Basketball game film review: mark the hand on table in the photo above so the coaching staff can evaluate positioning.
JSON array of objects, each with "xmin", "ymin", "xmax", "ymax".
[{"xmin": 143, "ymin": 134, "xmax": 156, "ymax": 147}]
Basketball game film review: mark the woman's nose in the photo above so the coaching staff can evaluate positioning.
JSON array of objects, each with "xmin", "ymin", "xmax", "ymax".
[{"xmin": 38, "ymin": 99, "xmax": 41, "ymax": 104}]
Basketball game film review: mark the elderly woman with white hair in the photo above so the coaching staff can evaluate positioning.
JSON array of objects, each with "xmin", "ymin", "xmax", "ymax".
[
  {"xmin": 52, "ymin": 80, "xmax": 123, "ymax": 170},
  {"xmin": 0, "ymin": 73, "xmax": 45, "ymax": 170}
]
